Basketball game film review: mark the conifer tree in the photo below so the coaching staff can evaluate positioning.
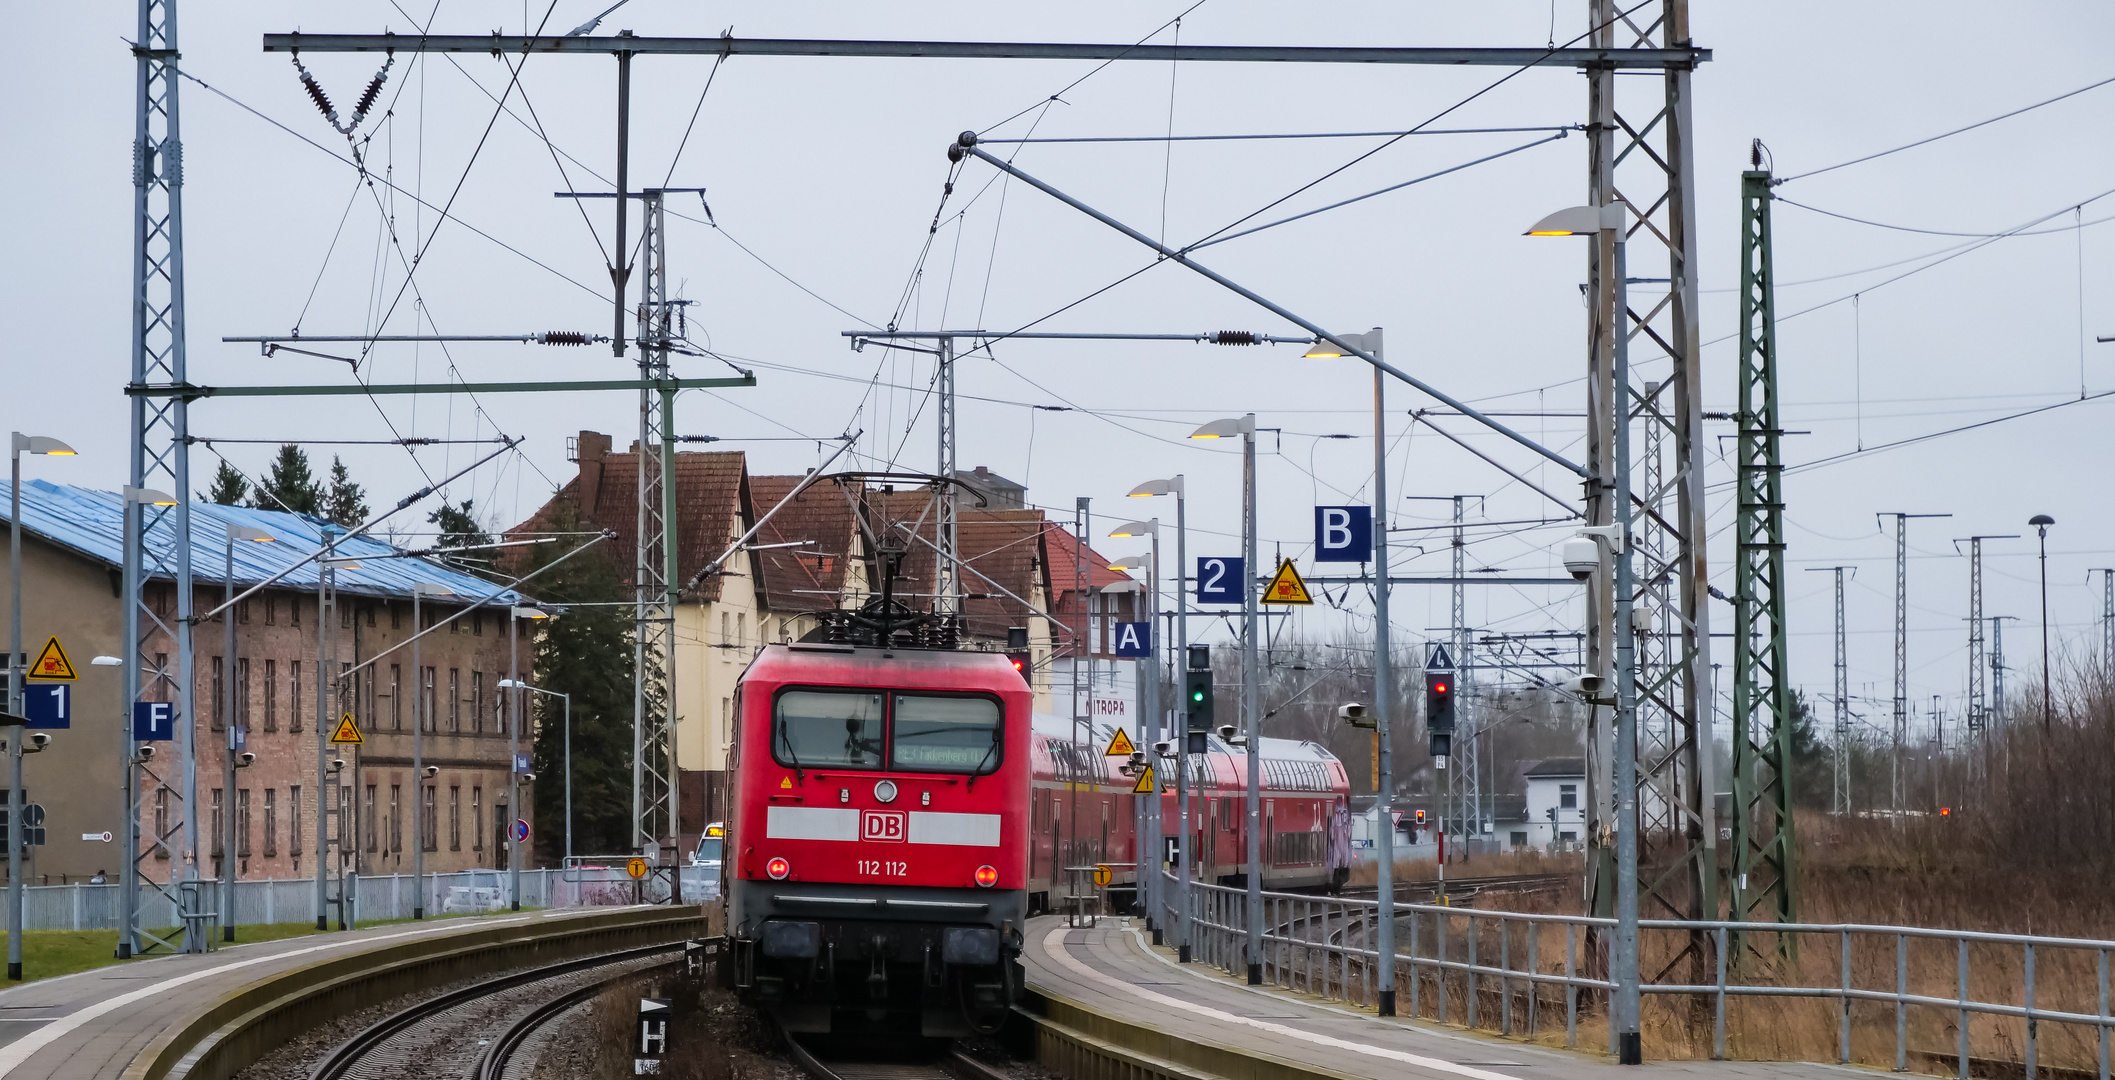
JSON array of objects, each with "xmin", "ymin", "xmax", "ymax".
[
  {"xmin": 320, "ymin": 456, "xmax": 369, "ymax": 527},
  {"xmin": 201, "ymin": 460, "xmax": 250, "ymax": 506},
  {"xmin": 249, "ymin": 444, "xmax": 321, "ymax": 516}
]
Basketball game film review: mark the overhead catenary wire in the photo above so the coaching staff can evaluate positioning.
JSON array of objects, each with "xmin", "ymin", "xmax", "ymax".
[
  {"xmin": 1777, "ymin": 71, "xmax": 2115, "ymax": 184},
  {"xmin": 977, "ymin": 124, "xmax": 1582, "ymax": 144}
]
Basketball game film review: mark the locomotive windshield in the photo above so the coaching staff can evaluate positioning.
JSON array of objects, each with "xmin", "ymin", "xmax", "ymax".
[
  {"xmin": 774, "ymin": 690, "xmax": 884, "ymax": 768},
  {"xmin": 890, "ymin": 694, "xmax": 1003, "ymax": 774}
]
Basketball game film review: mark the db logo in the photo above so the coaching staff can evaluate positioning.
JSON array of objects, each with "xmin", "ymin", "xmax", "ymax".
[{"xmin": 862, "ymin": 810, "xmax": 907, "ymax": 842}]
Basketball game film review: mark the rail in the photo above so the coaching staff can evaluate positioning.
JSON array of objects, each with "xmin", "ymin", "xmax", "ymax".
[{"xmin": 1162, "ymin": 874, "xmax": 2115, "ymax": 1078}]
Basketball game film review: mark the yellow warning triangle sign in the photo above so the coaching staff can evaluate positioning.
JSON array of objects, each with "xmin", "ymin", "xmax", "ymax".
[
  {"xmin": 329, "ymin": 712, "xmax": 364, "ymax": 745},
  {"xmin": 1131, "ymin": 765, "xmax": 1156, "ymax": 794},
  {"xmin": 1103, "ymin": 728, "xmax": 1136, "ymax": 757},
  {"xmin": 27, "ymin": 637, "xmax": 75, "ymax": 681},
  {"xmin": 1261, "ymin": 559, "xmax": 1314, "ymax": 605}
]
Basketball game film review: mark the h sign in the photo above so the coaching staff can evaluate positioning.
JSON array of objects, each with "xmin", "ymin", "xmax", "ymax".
[
  {"xmin": 132, "ymin": 702, "xmax": 174, "ymax": 741},
  {"xmin": 1196, "ymin": 557, "xmax": 1245, "ymax": 605},
  {"xmin": 1111, "ymin": 621, "xmax": 1150, "ymax": 657},
  {"xmin": 1313, "ymin": 506, "xmax": 1373, "ymax": 563}
]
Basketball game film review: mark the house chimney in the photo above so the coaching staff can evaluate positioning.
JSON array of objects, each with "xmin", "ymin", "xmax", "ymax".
[{"xmin": 576, "ymin": 430, "xmax": 611, "ymax": 513}]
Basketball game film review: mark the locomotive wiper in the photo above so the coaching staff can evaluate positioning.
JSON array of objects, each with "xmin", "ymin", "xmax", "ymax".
[{"xmin": 965, "ymin": 726, "xmax": 1003, "ymax": 790}]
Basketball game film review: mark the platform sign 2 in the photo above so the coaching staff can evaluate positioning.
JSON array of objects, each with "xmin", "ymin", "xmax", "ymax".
[
  {"xmin": 1196, "ymin": 557, "xmax": 1245, "ymax": 605},
  {"xmin": 1313, "ymin": 506, "xmax": 1372, "ymax": 563},
  {"xmin": 1110, "ymin": 621, "xmax": 1150, "ymax": 657},
  {"xmin": 635, "ymin": 997, "xmax": 672, "ymax": 1075}
]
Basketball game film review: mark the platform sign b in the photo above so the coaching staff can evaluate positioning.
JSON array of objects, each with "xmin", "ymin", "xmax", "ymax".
[{"xmin": 1313, "ymin": 506, "xmax": 1372, "ymax": 563}]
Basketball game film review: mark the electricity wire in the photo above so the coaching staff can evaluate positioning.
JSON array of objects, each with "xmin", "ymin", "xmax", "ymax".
[{"xmin": 1777, "ymin": 72, "xmax": 2115, "ymax": 184}]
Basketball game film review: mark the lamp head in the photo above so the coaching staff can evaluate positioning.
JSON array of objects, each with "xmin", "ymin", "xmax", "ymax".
[
  {"xmin": 1525, "ymin": 203, "xmax": 1627, "ymax": 236},
  {"xmin": 1107, "ymin": 519, "xmax": 1158, "ymax": 538},
  {"xmin": 124, "ymin": 486, "xmax": 179, "ymax": 507},
  {"xmin": 1188, "ymin": 416, "xmax": 1254, "ymax": 440},
  {"xmin": 227, "ymin": 524, "xmax": 275, "ymax": 543},
  {"xmin": 413, "ymin": 582, "xmax": 455, "ymax": 597},
  {"xmin": 1127, "ymin": 476, "xmax": 1183, "ymax": 498},
  {"xmin": 511, "ymin": 605, "xmax": 550, "ymax": 619},
  {"xmin": 1302, "ymin": 328, "xmax": 1381, "ymax": 360},
  {"xmin": 13, "ymin": 434, "xmax": 76, "ymax": 456},
  {"xmin": 1108, "ymin": 556, "xmax": 1148, "ymax": 572},
  {"xmin": 2030, "ymin": 514, "xmax": 2055, "ymax": 528}
]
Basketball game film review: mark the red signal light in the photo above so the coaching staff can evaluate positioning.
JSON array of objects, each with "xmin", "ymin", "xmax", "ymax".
[
  {"xmin": 766, "ymin": 856, "xmax": 791, "ymax": 880},
  {"xmin": 1433, "ymin": 681, "xmax": 1448, "ymax": 693},
  {"xmin": 1940, "ymin": 807, "xmax": 1952, "ymax": 817},
  {"xmin": 974, "ymin": 865, "xmax": 998, "ymax": 888}
]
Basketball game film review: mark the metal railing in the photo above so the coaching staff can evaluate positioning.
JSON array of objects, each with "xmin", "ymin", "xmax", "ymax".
[{"xmin": 1159, "ymin": 875, "xmax": 2115, "ymax": 1078}]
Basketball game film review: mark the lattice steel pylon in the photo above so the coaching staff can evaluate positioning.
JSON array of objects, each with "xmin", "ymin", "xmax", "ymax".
[
  {"xmin": 1730, "ymin": 165, "xmax": 1797, "ymax": 952},
  {"xmin": 1451, "ymin": 496, "xmax": 1476, "ymax": 845},
  {"xmin": 632, "ymin": 191, "xmax": 679, "ymax": 853},
  {"xmin": 1582, "ymin": 0, "xmax": 1716, "ymax": 974},
  {"xmin": 121, "ymin": 0, "xmax": 200, "ymax": 958},
  {"xmin": 1803, "ymin": 565, "xmax": 1853, "ymax": 815},
  {"xmin": 1636, "ymin": 382, "xmax": 1680, "ymax": 844}
]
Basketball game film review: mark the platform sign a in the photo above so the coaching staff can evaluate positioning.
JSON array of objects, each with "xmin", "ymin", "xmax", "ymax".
[
  {"xmin": 1313, "ymin": 506, "xmax": 1373, "ymax": 563},
  {"xmin": 1110, "ymin": 621, "xmax": 1150, "ymax": 658},
  {"xmin": 1196, "ymin": 557, "xmax": 1245, "ymax": 605}
]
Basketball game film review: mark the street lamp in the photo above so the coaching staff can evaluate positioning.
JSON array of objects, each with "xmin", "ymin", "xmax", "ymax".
[
  {"xmin": 499, "ymin": 680, "xmax": 572, "ymax": 864},
  {"xmin": 507, "ymin": 605, "xmax": 550, "ymax": 909},
  {"xmin": 1127, "ymin": 476, "xmax": 1185, "ymax": 953},
  {"xmin": 1106, "ymin": 520, "xmax": 1159, "ymax": 934},
  {"xmin": 1188, "ymin": 415, "xmax": 1263, "ymax": 984},
  {"xmin": 1303, "ymin": 327, "xmax": 1402, "ymax": 1016},
  {"xmin": 8, "ymin": 434, "xmax": 74, "ymax": 980},
  {"xmin": 219, "ymin": 522, "xmax": 274, "ymax": 942},
  {"xmin": 1530, "ymin": 200, "xmax": 1642, "ymax": 1064},
  {"xmin": 410, "ymin": 582, "xmax": 453, "ymax": 918},
  {"xmin": 2031, "ymin": 514, "xmax": 2055, "ymax": 732}
]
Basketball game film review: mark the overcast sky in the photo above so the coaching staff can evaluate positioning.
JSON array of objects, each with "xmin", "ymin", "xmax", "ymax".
[{"xmin": 4, "ymin": 2, "xmax": 2112, "ymax": 744}]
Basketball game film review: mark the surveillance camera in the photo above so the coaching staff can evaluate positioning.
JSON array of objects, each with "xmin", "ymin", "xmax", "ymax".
[
  {"xmin": 521, "ymin": 772, "xmax": 537, "ymax": 783},
  {"xmin": 236, "ymin": 752, "xmax": 256, "ymax": 769},
  {"xmin": 423, "ymin": 765, "xmax": 439, "ymax": 779},
  {"xmin": 329, "ymin": 758, "xmax": 347, "ymax": 772},
  {"xmin": 1561, "ymin": 537, "xmax": 1601, "ymax": 580},
  {"xmin": 1216, "ymin": 724, "xmax": 1237, "ymax": 742},
  {"xmin": 1153, "ymin": 739, "xmax": 1175, "ymax": 758},
  {"xmin": 1338, "ymin": 703, "xmax": 1374, "ymax": 729},
  {"xmin": 132, "ymin": 745, "xmax": 156, "ymax": 765},
  {"xmin": 24, "ymin": 733, "xmax": 50, "ymax": 753},
  {"xmin": 1567, "ymin": 674, "xmax": 1608, "ymax": 698},
  {"xmin": 1128, "ymin": 751, "xmax": 1146, "ymax": 766}
]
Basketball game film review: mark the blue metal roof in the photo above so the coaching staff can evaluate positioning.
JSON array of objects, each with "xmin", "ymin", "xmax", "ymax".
[{"xmin": 1, "ymin": 480, "xmax": 525, "ymax": 606}]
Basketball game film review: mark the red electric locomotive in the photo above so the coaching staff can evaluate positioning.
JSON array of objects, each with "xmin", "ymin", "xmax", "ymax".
[{"xmin": 723, "ymin": 640, "xmax": 1031, "ymax": 1036}]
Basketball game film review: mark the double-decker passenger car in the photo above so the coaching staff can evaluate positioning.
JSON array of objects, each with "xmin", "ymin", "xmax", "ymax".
[{"xmin": 723, "ymin": 641, "xmax": 1030, "ymax": 1036}]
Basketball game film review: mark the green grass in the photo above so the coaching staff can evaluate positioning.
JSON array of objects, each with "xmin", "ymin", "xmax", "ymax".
[{"xmin": 0, "ymin": 910, "xmax": 531, "ymax": 985}]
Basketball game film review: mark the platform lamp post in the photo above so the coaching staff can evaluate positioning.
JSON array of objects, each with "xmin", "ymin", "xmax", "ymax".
[
  {"xmin": 507, "ymin": 605, "xmax": 550, "ymax": 909},
  {"xmin": 120, "ymin": 485, "xmax": 178, "ymax": 957},
  {"xmin": 1301, "ymin": 328, "xmax": 1401, "ymax": 1015},
  {"xmin": 1528, "ymin": 201, "xmax": 1641, "ymax": 1063},
  {"xmin": 409, "ymin": 583, "xmax": 453, "ymax": 918},
  {"xmin": 1107, "ymin": 520, "xmax": 1159, "ymax": 930},
  {"xmin": 9, "ymin": 433, "xmax": 75, "ymax": 979},
  {"xmin": 499, "ymin": 681, "xmax": 571, "ymax": 863},
  {"xmin": 2031, "ymin": 514, "xmax": 2055, "ymax": 732},
  {"xmin": 1126, "ymin": 476, "xmax": 1185, "ymax": 954},
  {"xmin": 1187, "ymin": 415, "xmax": 1262, "ymax": 983},
  {"xmin": 220, "ymin": 522, "xmax": 275, "ymax": 942}
]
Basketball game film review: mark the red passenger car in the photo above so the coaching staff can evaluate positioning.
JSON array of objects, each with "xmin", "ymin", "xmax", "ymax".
[{"xmin": 724, "ymin": 641, "xmax": 1031, "ymax": 1036}]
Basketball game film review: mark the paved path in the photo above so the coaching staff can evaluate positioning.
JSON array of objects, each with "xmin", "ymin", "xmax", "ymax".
[
  {"xmin": 0, "ymin": 907, "xmax": 626, "ymax": 1080},
  {"xmin": 1024, "ymin": 916, "xmax": 1878, "ymax": 1080}
]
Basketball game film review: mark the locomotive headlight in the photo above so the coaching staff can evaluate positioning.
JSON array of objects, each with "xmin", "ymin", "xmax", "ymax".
[
  {"xmin": 766, "ymin": 856, "xmax": 791, "ymax": 880},
  {"xmin": 974, "ymin": 865, "xmax": 998, "ymax": 888},
  {"xmin": 874, "ymin": 779, "xmax": 899, "ymax": 804}
]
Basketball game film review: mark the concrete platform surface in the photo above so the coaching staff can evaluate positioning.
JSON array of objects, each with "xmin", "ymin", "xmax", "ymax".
[
  {"xmin": 1024, "ymin": 916, "xmax": 1878, "ymax": 1080},
  {"xmin": 0, "ymin": 907, "xmax": 627, "ymax": 1080}
]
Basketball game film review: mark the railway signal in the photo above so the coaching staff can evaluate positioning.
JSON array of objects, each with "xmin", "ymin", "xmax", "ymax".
[
  {"xmin": 1184, "ymin": 643, "xmax": 1214, "ymax": 749},
  {"xmin": 1426, "ymin": 672, "xmax": 1455, "ymax": 757}
]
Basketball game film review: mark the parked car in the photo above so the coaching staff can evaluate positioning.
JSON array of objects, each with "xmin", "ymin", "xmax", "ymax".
[{"xmin": 440, "ymin": 870, "xmax": 507, "ymax": 913}]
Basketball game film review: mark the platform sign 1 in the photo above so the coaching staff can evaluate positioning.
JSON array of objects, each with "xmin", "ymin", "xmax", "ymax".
[
  {"xmin": 1195, "ymin": 557, "xmax": 1245, "ymax": 605},
  {"xmin": 1110, "ymin": 621, "xmax": 1150, "ymax": 657},
  {"xmin": 132, "ymin": 702, "xmax": 175, "ymax": 741},
  {"xmin": 1313, "ymin": 505, "xmax": 1373, "ymax": 563},
  {"xmin": 20, "ymin": 683, "xmax": 68, "ymax": 729},
  {"xmin": 635, "ymin": 997, "xmax": 672, "ymax": 1075}
]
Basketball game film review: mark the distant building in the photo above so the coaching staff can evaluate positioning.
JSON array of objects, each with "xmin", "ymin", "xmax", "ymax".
[
  {"xmin": 953, "ymin": 466, "xmax": 1026, "ymax": 510},
  {"xmin": 1524, "ymin": 757, "xmax": 1587, "ymax": 849},
  {"xmin": 0, "ymin": 480, "xmax": 532, "ymax": 886}
]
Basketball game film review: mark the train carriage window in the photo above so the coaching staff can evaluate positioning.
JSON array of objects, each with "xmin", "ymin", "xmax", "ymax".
[
  {"xmin": 890, "ymin": 694, "xmax": 1004, "ymax": 774},
  {"xmin": 773, "ymin": 690, "xmax": 884, "ymax": 769}
]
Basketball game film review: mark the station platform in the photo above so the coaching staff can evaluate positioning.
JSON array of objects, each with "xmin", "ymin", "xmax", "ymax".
[
  {"xmin": 0, "ymin": 907, "xmax": 634, "ymax": 1080},
  {"xmin": 1023, "ymin": 916, "xmax": 1874, "ymax": 1080}
]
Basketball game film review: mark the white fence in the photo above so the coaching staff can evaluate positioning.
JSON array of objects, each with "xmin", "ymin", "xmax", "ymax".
[{"xmin": 15, "ymin": 865, "xmax": 719, "ymax": 932}]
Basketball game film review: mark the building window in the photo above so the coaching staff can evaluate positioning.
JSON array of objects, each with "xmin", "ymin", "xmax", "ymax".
[
  {"xmin": 449, "ymin": 786, "xmax": 461, "ymax": 851},
  {"xmin": 736, "ymin": 612, "xmax": 745, "ymax": 650},
  {"xmin": 1559, "ymin": 784, "xmax": 1578, "ymax": 810},
  {"xmin": 422, "ymin": 784, "xmax": 437, "ymax": 852},
  {"xmin": 389, "ymin": 785, "xmax": 402, "ymax": 853},
  {"xmin": 154, "ymin": 788, "xmax": 169, "ymax": 860},
  {"xmin": 265, "ymin": 595, "xmax": 276, "ymax": 626},
  {"xmin": 363, "ymin": 785, "xmax": 377, "ymax": 853},
  {"xmin": 340, "ymin": 600, "xmax": 351, "ymax": 629},
  {"xmin": 390, "ymin": 602, "xmax": 401, "ymax": 630},
  {"xmin": 389, "ymin": 665, "xmax": 402, "ymax": 731},
  {"xmin": 211, "ymin": 789, "xmax": 224, "ymax": 858},
  {"xmin": 238, "ymin": 788, "xmax": 252, "ymax": 858},
  {"xmin": 472, "ymin": 786, "xmax": 484, "ymax": 855},
  {"xmin": 422, "ymin": 667, "xmax": 436, "ymax": 732},
  {"xmin": 290, "ymin": 661, "xmax": 302, "ymax": 732},
  {"xmin": 237, "ymin": 598, "xmax": 251, "ymax": 624},
  {"xmin": 449, "ymin": 669, "xmax": 461, "ymax": 732},
  {"xmin": 264, "ymin": 789, "xmax": 278, "ymax": 857},
  {"xmin": 720, "ymin": 611, "xmax": 731, "ymax": 660},
  {"xmin": 211, "ymin": 655, "xmax": 225, "ymax": 731},
  {"xmin": 290, "ymin": 786, "xmax": 302, "ymax": 856},
  {"xmin": 495, "ymin": 801, "xmax": 509, "ymax": 863},
  {"xmin": 341, "ymin": 786, "xmax": 354, "ymax": 858},
  {"xmin": 1510, "ymin": 830, "xmax": 1528, "ymax": 848},
  {"xmin": 473, "ymin": 610, "xmax": 483, "ymax": 636},
  {"xmin": 237, "ymin": 657, "xmax": 251, "ymax": 730},
  {"xmin": 1559, "ymin": 830, "xmax": 1578, "ymax": 844},
  {"xmin": 366, "ymin": 603, "xmax": 376, "ymax": 628},
  {"xmin": 263, "ymin": 659, "xmax": 277, "ymax": 732},
  {"xmin": 472, "ymin": 672, "xmax": 484, "ymax": 734}
]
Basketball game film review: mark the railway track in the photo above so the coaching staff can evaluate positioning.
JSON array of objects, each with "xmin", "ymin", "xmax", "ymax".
[
  {"xmin": 310, "ymin": 942, "xmax": 683, "ymax": 1080},
  {"xmin": 783, "ymin": 1033, "xmax": 1016, "ymax": 1080},
  {"xmin": 1339, "ymin": 871, "xmax": 1573, "ymax": 904}
]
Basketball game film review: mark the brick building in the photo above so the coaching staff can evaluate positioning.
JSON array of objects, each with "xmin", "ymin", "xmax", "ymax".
[{"xmin": 0, "ymin": 480, "xmax": 532, "ymax": 885}]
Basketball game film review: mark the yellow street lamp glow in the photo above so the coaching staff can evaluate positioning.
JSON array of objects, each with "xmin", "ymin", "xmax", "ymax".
[
  {"xmin": 1525, "ymin": 203, "xmax": 1626, "ymax": 237},
  {"xmin": 1108, "ymin": 556, "xmax": 1148, "ymax": 572},
  {"xmin": 227, "ymin": 524, "xmax": 275, "ymax": 543},
  {"xmin": 1107, "ymin": 519, "xmax": 1158, "ymax": 538},
  {"xmin": 12, "ymin": 435, "xmax": 75, "ymax": 456},
  {"xmin": 1188, "ymin": 417, "xmax": 1253, "ymax": 440},
  {"xmin": 1302, "ymin": 328, "xmax": 1381, "ymax": 361},
  {"xmin": 1128, "ymin": 477, "xmax": 1183, "ymax": 497},
  {"xmin": 124, "ymin": 486, "xmax": 178, "ymax": 506}
]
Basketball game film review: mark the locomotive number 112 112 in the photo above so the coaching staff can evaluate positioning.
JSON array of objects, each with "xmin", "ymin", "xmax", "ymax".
[{"xmin": 857, "ymin": 859, "xmax": 909, "ymax": 877}]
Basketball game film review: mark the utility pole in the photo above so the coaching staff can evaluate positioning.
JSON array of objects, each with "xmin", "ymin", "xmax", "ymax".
[
  {"xmin": 1992, "ymin": 615, "xmax": 2015, "ymax": 722},
  {"xmin": 1877, "ymin": 512, "xmax": 1949, "ymax": 822},
  {"xmin": 1958, "ymin": 536, "xmax": 2015, "ymax": 794},
  {"xmin": 1804, "ymin": 567, "xmax": 1853, "ymax": 815},
  {"xmin": 2094, "ymin": 569, "xmax": 2115, "ymax": 689},
  {"xmin": 631, "ymin": 188, "xmax": 682, "ymax": 857}
]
